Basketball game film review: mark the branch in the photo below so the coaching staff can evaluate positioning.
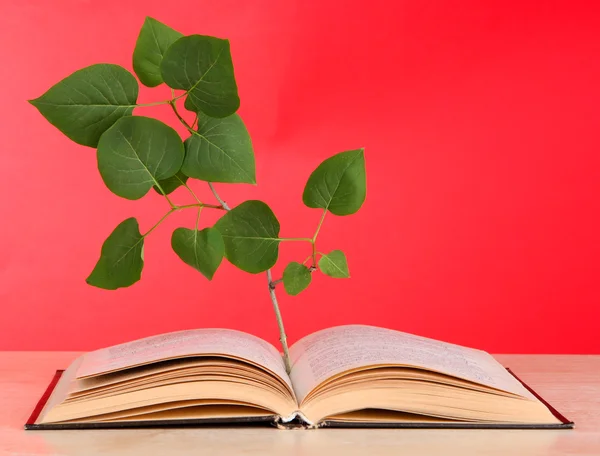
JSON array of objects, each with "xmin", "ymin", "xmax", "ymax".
[
  {"xmin": 175, "ymin": 203, "xmax": 224, "ymax": 210},
  {"xmin": 311, "ymin": 209, "xmax": 327, "ymax": 266},
  {"xmin": 135, "ymin": 92, "xmax": 186, "ymax": 108},
  {"xmin": 208, "ymin": 182, "xmax": 292, "ymax": 374},
  {"xmin": 169, "ymin": 100, "xmax": 193, "ymax": 130},
  {"xmin": 267, "ymin": 269, "xmax": 292, "ymax": 373},
  {"xmin": 208, "ymin": 183, "xmax": 231, "ymax": 211},
  {"xmin": 269, "ymin": 278, "xmax": 283, "ymax": 289}
]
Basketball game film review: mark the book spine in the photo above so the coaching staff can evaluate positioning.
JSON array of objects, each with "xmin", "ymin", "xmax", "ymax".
[{"xmin": 274, "ymin": 411, "xmax": 317, "ymax": 430}]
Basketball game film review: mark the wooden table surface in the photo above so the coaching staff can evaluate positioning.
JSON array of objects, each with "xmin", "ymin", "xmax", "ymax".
[{"xmin": 0, "ymin": 352, "xmax": 599, "ymax": 455}]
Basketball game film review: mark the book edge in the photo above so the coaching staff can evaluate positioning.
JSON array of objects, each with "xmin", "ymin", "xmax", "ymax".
[
  {"xmin": 319, "ymin": 367, "xmax": 574, "ymax": 429},
  {"xmin": 25, "ymin": 369, "xmax": 65, "ymax": 429},
  {"xmin": 25, "ymin": 366, "xmax": 574, "ymax": 430},
  {"xmin": 505, "ymin": 367, "xmax": 574, "ymax": 426}
]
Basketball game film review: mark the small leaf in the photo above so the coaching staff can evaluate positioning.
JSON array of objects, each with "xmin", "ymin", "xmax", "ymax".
[
  {"xmin": 283, "ymin": 262, "xmax": 312, "ymax": 296},
  {"xmin": 214, "ymin": 200, "xmax": 280, "ymax": 273},
  {"xmin": 318, "ymin": 250, "xmax": 350, "ymax": 278},
  {"xmin": 182, "ymin": 114, "xmax": 255, "ymax": 184},
  {"xmin": 303, "ymin": 149, "xmax": 366, "ymax": 216},
  {"xmin": 29, "ymin": 64, "xmax": 138, "ymax": 147},
  {"xmin": 86, "ymin": 218, "xmax": 144, "ymax": 289},
  {"xmin": 161, "ymin": 35, "xmax": 239, "ymax": 118},
  {"xmin": 97, "ymin": 116, "xmax": 184, "ymax": 200},
  {"xmin": 154, "ymin": 171, "xmax": 188, "ymax": 195},
  {"xmin": 171, "ymin": 227, "xmax": 224, "ymax": 280},
  {"xmin": 133, "ymin": 17, "xmax": 183, "ymax": 87}
]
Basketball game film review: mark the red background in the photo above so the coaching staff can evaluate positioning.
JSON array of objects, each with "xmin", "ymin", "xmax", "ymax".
[{"xmin": 1, "ymin": 0, "xmax": 599, "ymax": 352}]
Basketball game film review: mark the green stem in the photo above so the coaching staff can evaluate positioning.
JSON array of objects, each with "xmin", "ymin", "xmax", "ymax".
[
  {"xmin": 313, "ymin": 209, "xmax": 327, "ymax": 242},
  {"xmin": 154, "ymin": 182, "xmax": 175, "ymax": 208},
  {"xmin": 135, "ymin": 100, "xmax": 171, "ymax": 108},
  {"xmin": 143, "ymin": 202, "xmax": 223, "ymax": 238},
  {"xmin": 169, "ymin": 100, "xmax": 194, "ymax": 131},
  {"xmin": 176, "ymin": 203, "xmax": 224, "ymax": 210},
  {"xmin": 143, "ymin": 208, "xmax": 175, "ymax": 238},
  {"xmin": 195, "ymin": 207, "xmax": 202, "ymax": 230},
  {"xmin": 136, "ymin": 93, "xmax": 186, "ymax": 108},
  {"xmin": 176, "ymin": 176, "xmax": 203, "ymax": 206},
  {"xmin": 279, "ymin": 237, "xmax": 313, "ymax": 242},
  {"xmin": 310, "ymin": 209, "xmax": 327, "ymax": 266},
  {"xmin": 184, "ymin": 183, "xmax": 202, "ymax": 205}
]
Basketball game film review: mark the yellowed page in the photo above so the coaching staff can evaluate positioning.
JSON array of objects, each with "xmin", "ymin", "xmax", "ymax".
[
  {"xmin": 289, "ymin": 325, "xmax": 536, "ymax": 404},
  {"xmin": 76, "ymin": 329, "xmax": 292, "ymax": 393},
  {"xmin": 42, "ymin": 380, "xmax": 297, "ymax": 423}
]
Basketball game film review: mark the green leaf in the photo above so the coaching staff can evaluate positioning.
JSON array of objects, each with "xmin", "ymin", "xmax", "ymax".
[
  {"xmin": 153, "ymin": 171, "xmax": 188, "ymax": 195},
  {"xmin": 86, "ymin": 218, "xmax": 144, "ymax": 289},
  {"xmin": 133, "ymin": 17, "xmax": 183, "ymax": 87},
  {"xmin": 29, "ymin": 64, "xmax": 138, "ymax": 147},
  {"xmin": 171, "ymin": 227, "xmax": 224, "ymax": 280},
  {"xmin": 283, "ymin": 262, "xmax": 312, "ymax": 296},
  {"xmin": 214, "ymin": 200, "xmax": 280, "ymax": 273},
  {"xmin": 302, "ymin": 149, "xmax": 366, "ymax": 216},
  {"xmin": 318, "ymin": 250, "xmax": 350, "ymax": 278},
  {"xmin": 182, "ymin": 114, "xmax": 255, "ymax": 184},
  {"xmin": 160, "ymin": 35, "xmax": 239, "ymax": 118},
  {"xmin": 97, "ymin": 116, "xmax": 184, "ymax": 200}
]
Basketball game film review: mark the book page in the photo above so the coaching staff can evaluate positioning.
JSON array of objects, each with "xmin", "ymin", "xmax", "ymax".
[
  {"xmin": 289, "ymin": 325, "xmax": 535, "ymax": 404},
  {"xmin": 76, "ymin": 329, "xmax": 292, "ymax": 392}
]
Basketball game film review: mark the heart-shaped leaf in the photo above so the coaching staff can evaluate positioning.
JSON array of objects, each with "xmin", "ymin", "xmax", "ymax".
[
  {"xmin": 215, "ymin": 200, "xmax": 280, "ymax": 273},
  {"xmin": 283, "ymin": 262, "xmax": 312, "ymax": 296},
  {"xmin": 153, "ymin": 171, "xmax": 188, "ymax": 195},
  {"xmin": 29, "ymin": 64, "xmax": 138, "ymax": 147},
  {"xmin": 133, "ymin": 17, "xmax": 183, "ymax": 87},
  {"xmin": 160, "ymin": 35, "xmax": 239, "ymax": 118},
  {"xmin": 97, "ymin": 116, "xmax": 184, "ymax": 200},
  {"xmin": 171, "ymin": 227, "xmax": 224, "ymax": 280},
  {"xmin": 318, "ymin": 250, "xmax": 350, "ymax": 278},
  {"xmin": 303, "ymin": 149, "xmax": 366, "ymax": 216},
  {"xmin": 87, "ymin": 218, "xmax": 144, "ymax": 289},
  {"xmin": 182, "ymin": 114, "xmax": 255, "ymax": 184}
]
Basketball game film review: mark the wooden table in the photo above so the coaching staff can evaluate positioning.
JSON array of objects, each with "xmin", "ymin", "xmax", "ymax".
[{"xmin": 1, "ymin": 353, "xmax": 598, "ymax": 455}]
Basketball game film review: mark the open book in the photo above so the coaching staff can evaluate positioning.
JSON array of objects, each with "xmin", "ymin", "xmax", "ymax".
[{"xmin": 26, "ymin": 325, "xmax": 572, "ymax": 429}]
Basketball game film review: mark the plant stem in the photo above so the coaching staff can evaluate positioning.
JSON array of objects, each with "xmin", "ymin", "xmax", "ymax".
[
  {"xmin": 143, "ymin": 208, "xmax": 175, "ymax": 237},
  {"xmin": 176, "ymin": 203, "xmax": 224, "ymax": 210},
  {"xmin": 279, "ymin": 237, "xmax": 313, "ymax": 242},
  {"xmin": 208, "ymin": 183, "xmax": 231, "ymax": 211},
  {"xmin": 313, "ymin": 209, "xmax": 327, "ymax": 241},
  {"xmin": 170, "ymin": 100, "xmax": 295, "ymax": 371},
  {"xmin": 136, "ymin": 93, "xmax": 186, "ymax": 108},
  {"xmin": 175, "ymin": 176, "xmax": 203, "ymax": 206},
  {"xmin": 267, "ymin": 269, "xmax": 292, "ymax": 373},
  {"xmin": 208, "ymin": 182, "xmax": 292, "ymax": 374},
  {"xmin": 154, "ymin": 180, "xmax": 175, "ymax": 208},
  {"xmin": 143, "ymin": 202, "xmax": 224, "ymax": 238},
  {"xmin": 310, "ymin": 209, "xmax": 327, "ymax": 266},
  {"xmin": 195, "ymin": 207, "xmax": 201, "ymax": 230},
  {"xmin": 169, "ymin": 100, "xmax": 194, "ymax": 131}
]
